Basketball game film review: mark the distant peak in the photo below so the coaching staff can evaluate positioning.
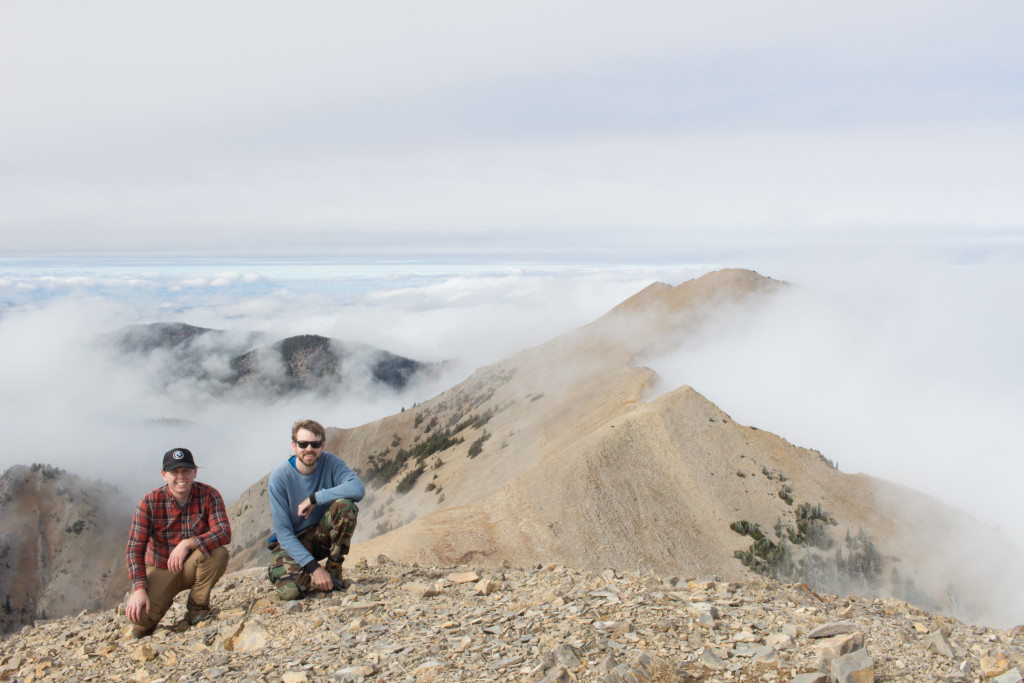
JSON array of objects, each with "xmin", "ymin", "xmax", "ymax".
[{"xmin": 607, "ymin": 268, "xmax": 781, "ymax": 318}]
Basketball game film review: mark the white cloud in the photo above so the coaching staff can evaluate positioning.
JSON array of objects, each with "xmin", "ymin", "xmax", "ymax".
[
  {"xmin": 646, "ymin": 263, "xmax": 1024, "ymax": 550},
  {"xmin": 0, "ymin": 263, "xmax": 704, "ymax": 502},
  {"xmin": 2, "ymin": 2, "xmax": 1023, "ymax": 256}
]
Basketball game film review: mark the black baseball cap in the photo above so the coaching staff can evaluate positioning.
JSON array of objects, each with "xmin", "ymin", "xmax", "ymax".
[{"xmin": 162, "ymin": 448, "xmax": 197, "ymax": 471}]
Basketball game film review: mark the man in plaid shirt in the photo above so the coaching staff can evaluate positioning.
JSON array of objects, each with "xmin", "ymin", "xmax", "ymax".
[{"xmin": 125, "ymin": 448, "xmax": 232, "ymax": 638}]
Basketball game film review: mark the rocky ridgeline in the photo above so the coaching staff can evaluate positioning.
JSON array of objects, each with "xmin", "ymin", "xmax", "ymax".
[{"xmin": 2, "ymin": 559, "xmax": 1022, "ymax": 683}]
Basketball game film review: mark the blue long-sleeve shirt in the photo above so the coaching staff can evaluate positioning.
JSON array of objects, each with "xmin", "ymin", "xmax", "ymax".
[{"xmin": 267, "ymin": 451, "xmax": 364, "ymax": 572}]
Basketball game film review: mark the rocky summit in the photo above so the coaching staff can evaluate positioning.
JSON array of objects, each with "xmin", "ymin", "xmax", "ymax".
[{"xmin": 2, "ymin": 558, "xmax": 1022, "ymax": 683}]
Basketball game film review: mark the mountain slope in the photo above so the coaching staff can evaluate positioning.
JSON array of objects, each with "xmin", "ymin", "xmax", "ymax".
[
  {"xmin": 228, "ymin": 268, "xmax": 1021, "ymax": 626},
  {"xmin": 0, "ymin": 465, "xmax": 132, "ymax": 634},
  {"xmin": 8, "ymin": 268, "xmax": 1019, "ymax": 631}
]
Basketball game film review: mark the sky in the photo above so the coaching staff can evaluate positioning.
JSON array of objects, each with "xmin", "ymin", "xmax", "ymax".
[
  {"xmin": 0, "ymin": 3, "xmax": 1023, "ymax": 555},
  {"xmin": 2, "ymin": 1, "xmax": 1024, "ymax": 260}
]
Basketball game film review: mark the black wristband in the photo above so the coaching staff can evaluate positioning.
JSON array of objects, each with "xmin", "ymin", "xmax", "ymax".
[
  {"xmin": 309, "ymin": 492, "xmax": 317, "ymax": 506},
  {"xmin": 303, "ymin": 560, "xmax": 321, "ymax": 574}
]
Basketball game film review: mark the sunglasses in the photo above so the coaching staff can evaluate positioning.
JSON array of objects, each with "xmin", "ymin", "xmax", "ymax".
[{"xmin": 294, "ymin": 440, "xmax": 323, "ymax": 449}]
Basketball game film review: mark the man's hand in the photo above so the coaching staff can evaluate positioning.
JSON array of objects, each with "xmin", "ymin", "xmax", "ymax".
[
  {"xmin": 310, "ymin": 566, "xmax": 334, "ymax": 591},
  {"xmin": 297, "ymin": 496, "xmax": 315, "ymax": 519},
  {"xmin": 125, "ymin": 588, "xmax": 150, "ymax": 623},
  {"xmin": 167, "ymin": 539, "xmax": 195, "ymax": 572}
]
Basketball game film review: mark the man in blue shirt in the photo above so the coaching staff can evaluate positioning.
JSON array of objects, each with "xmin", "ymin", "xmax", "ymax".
[{"xmin": 267, "ymin": 419, "xmax": 364, "ymax": 600}]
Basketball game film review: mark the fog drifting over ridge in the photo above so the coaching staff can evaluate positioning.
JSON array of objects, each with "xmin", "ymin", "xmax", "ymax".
[
  {"xmin": 0, "ymin": 264, "xmax": 699, "ymax": 507},
  {"xmin": 644, "ymin": 264, "xmax": 1024, "ymax": 552},
  {"xmin": 1, "ymin": 261, "xmax": 1021, "ymax": 555}
]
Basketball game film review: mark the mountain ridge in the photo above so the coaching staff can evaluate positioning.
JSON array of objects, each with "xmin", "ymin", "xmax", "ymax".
[
  {"xmin": 224, "ymin": 269, "xmax": 1024, "ymax": 628},
  {"xmin": 3, "ymin": 268, "xmax": 1021, "ymax": 637}
]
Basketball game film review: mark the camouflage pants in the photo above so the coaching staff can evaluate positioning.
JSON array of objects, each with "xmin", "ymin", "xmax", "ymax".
[{"xmin": 267, "ymin": 498, "xmax": 358, "ymax": 600}]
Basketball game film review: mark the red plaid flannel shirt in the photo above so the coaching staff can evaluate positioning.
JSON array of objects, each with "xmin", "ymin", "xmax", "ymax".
[{"xmin": 125, "ymin": 480, "xmax": 232, "ymax": 592}]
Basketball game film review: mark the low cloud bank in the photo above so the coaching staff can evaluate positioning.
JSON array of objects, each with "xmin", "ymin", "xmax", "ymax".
[
  {"xmin": 2, "ymin": 261, "xmax": 1019, "ymax": 560},
  {"xmin": 0, "ymin": 264, "xmax": 696, "ymax": 503}
]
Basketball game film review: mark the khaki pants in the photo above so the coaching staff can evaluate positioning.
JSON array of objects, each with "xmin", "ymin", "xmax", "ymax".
[{"xmin": 134, "ymin": 545, "xmax": 229, "ymax": 632}]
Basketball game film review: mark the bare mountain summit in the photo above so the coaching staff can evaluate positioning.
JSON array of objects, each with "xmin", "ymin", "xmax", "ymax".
[{"xmin": 228, "ymin": 269, "xmax": 1024, "ymax": 628}]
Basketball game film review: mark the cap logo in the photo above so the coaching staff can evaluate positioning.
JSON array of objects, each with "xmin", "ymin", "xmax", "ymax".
[{"xmin": 173, "ymin": 450, "xmax": 185, "ymax": 460}]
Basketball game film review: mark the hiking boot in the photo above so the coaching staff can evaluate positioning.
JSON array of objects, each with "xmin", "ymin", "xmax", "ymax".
[
  {"xmin": 325, "ymin": 559, "xmax": 347, "ymax": 591},
  {"xmin": 185, "ymin": 597, "xmax": 212, "ymax": 625}
]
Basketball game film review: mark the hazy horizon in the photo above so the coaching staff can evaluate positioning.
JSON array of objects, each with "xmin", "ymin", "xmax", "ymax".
[{"xmin": 3, "ymin": 2, "xmax": 1024, "ymax": 257}]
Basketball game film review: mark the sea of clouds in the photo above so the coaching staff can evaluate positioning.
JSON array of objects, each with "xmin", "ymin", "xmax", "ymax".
[
  {"xmin": 0, "ymin": 262, "xmax": 705, "ymax": 503},
  {"xmin": 1, "ymin": 260, "xmax": 1021, "ymax": 557}
]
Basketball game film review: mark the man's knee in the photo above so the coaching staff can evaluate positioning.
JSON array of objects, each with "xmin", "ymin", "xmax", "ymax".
[
  {"xmin": 268, "ymin": 557, "xmax": 308, "ymax": 600},
  {"xmin": 206, "ymin": 545, "xmax": 229, "ymax": 570},
  {"xmin": 271, "ymin": 568, "xmax": 305, "ymax": 600},
  {"xmin": 328, "ymin": 498, "xmax": 358, "ymax": 517},
  {"xmin": 276, "ymin": 581, "xmax": 303, "ymax": 601},
  {"xmin": 189, "ymin": 545, "xmax": 229, "ymax": 584},
  {"xmin": 326, "ymin": 498, "xmax": 358, "ymax": 530}
]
